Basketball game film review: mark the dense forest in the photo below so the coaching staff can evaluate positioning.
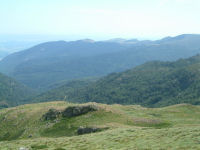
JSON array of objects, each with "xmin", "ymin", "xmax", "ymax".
[
  {"xmin": 1, "ymin": 35, "xmax": 200, "ymax": 108},
  {"xmin": 1, "ymin": 34, "xmax": 200, "ymax": 90},
  {"xmin": 32, "ymin": 54, "xmax": 200, "ymax": 107},
  {"xmin": 0, "ymin": 73, "xmax": 34, "ymax": 108}
]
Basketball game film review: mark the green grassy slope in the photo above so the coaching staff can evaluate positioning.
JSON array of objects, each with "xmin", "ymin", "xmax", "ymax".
[{"xmin": 0, "ymin": 101, "xmax": 200, "ymax": 149}]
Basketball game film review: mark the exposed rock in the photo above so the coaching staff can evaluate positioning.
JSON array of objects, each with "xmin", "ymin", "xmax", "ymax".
[
  {"xmin": 62, "ymin": 105, "xmax": 98, "ymax": 118},
  {"xmin": 42, "ymin": 105, "xmax": 98, "ymax": 121},
  {"xmin": 43, "ymin": 108, "xmax": 61, "ymax": 121},
  {"xmin": 77, "ymin": 127, "xmax": 102, "ymax": 135},
  {"xmin": 28, "ymin": 134, "xmax": 32, "ymax": 138}
]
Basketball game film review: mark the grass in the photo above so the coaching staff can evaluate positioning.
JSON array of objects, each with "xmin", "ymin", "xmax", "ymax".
[
  {"xmin": 1, "ymin": 127, "xmax": 200, "ymax": 150},
  {"xmin": 31, "ymin": 144, "xmax": 48, "ymax": 149},
  {"xmin": 0, "ymin": 101, "xmax": 200, "ymax": 149}
]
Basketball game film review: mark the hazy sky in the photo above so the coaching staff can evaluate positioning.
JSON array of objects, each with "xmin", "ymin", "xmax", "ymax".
[{"xmin": 1, "ymin": 0, "xmax": 200, "ymax": 40}]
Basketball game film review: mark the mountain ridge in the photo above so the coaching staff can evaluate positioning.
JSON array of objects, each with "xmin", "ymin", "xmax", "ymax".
[
  {"xmin": 31, "ymin": 54, "xmax": 200, "ymax": 107},
  {"xmin": 1, "ymin": 34, "xmax": 200, "ymax": 90}
]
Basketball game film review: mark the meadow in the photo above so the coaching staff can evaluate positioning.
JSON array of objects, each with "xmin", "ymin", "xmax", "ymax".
[{"xmin": 0, "ymin": 101, "xmax": 200, "ymax": 149}]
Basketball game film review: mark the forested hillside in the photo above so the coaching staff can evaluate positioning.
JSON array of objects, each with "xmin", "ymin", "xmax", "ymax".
[
  {"xmin": 30, "ymin": 79, "xmax": 96, "ymax": 103},
  {"xmin": 0, "ymin": 73, "xmax": 34, "ymax": 108},
  {"xmin": 34, "ymin": 54, "xmax": 200, "ymax": 107},
  {"xmin": 1, "ymin": 34, "xmax": 200, "ymax": 90}
]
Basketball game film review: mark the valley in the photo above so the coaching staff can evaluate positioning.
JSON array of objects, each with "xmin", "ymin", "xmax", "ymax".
[
  {"xmin": 30, "ymin": 54, "xmax": 200, "ymax": 107},
  {"xmin": 1, "ymin": 0, "xmax": 200, "ymax": 149},
  {"xmin": 1, "ymin": 34, "xmax": 200, "ymax": 90},
  {"xmin": 1, "ymin": 35, "xmax": 200, "ymax": 149}
]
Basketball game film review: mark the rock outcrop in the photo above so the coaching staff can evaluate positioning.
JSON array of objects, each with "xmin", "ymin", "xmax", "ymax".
[
  {"xmin": 42, "ymin": 105, "xmax": 98, "ymax": 121},
  {"xmin": 42, "ymin": 108, "xmax": 61, "ymax": 121},
  {"xmin": 77, "ymin": 127, "xmax": 102, "ymax": 135},
  {"xmin": 62, "ymin": 105, "xmax": 98, "ymax": 118}
]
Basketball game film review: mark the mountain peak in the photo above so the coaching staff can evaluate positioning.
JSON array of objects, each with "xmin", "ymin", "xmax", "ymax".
[{"xmin": 76, "ymin": 39, "xmax": 95, "ymax": 43}]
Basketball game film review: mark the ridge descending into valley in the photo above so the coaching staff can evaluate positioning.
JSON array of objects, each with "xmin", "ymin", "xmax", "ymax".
[
  {"xmin": 1, "ymin": 34, "xmax": 200, "ymax": 90},
  {"xmin": 0, "ymin": 72, "xmax": 34, "ymax": 109},
  {"xmin": 33, "ymin": 54, "xmax": 200, "ymax": 107}
]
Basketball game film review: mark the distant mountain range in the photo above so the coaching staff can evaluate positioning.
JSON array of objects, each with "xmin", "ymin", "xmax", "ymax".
[
  {"xmin": 0, "ymin": 51, "xmax": 8, "ymax": 60},
  {"xmin": 1, "ymin": 34, "xmax": 200, "ymax": 91},
  {"xmin": 33, "ymin": 54, "xmax": 200, "ymax": 107}
]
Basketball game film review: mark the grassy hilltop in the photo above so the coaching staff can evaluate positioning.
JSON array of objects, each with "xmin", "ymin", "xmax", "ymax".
[{"xmin": 0, "ymin": 101, "xmax": 200, "ymax": 149}]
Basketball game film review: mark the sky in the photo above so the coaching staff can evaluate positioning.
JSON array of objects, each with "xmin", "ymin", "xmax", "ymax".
[{"xmin": 1, "ymin": 0, "xmax": 200, "ymax": 40}]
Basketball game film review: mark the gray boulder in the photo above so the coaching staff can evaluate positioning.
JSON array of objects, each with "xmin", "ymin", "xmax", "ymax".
[
  {"xmin": 62, "ymin": 105, "xmax": 98, "ymax": 118},
  {"xmin": 77, "ymin": 127, "xmax": 101, "ymax": 135},
  {"xmin": 43, "ymin": 108, "xmax": 61, "ymax": 120}
]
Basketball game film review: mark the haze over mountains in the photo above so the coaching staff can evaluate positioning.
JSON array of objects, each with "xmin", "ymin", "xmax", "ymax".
[
  {"xmin": 0, "ymin": 51, "xmax": 8, "ymax": 60},
  {"xmin": 1, "ymin": 34, "xmax": 200, "ymax": 91},
  {"xmin": 0, "ymin": 34, "xmax": 200, "ymax": 107},
  {"xmin": 2, "ymin": 0, "xmax": 200, "ymax": 148},
  {"xmin": 1, "ymin": 34, "xmax": 200, "ymax": 149}
]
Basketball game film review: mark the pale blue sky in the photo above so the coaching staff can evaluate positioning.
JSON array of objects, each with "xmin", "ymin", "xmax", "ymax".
[{"xmin": 1, "ymin": 0, "xmax": 200, "ymax": 40}]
